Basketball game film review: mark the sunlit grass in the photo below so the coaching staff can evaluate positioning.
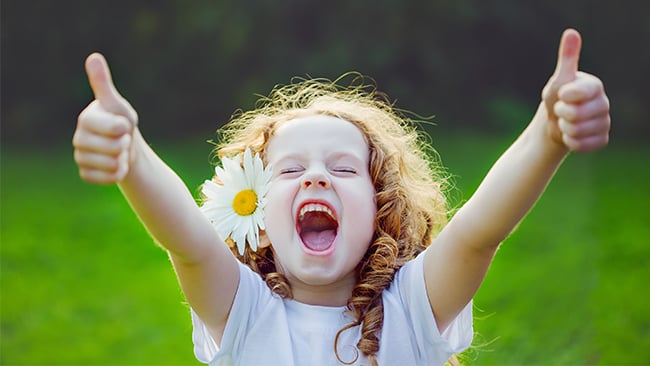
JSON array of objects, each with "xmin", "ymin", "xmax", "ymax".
[
  {"xmin": 436, "ymin": 132, "xmax": 650, "ymax": 364},
  {"xmin": 2, "ymin": 133, "xmax": 648, "ymax": 364},
  {"xmin": 1, "ymin": 143, "xmax": 206, "ymax": 365}
]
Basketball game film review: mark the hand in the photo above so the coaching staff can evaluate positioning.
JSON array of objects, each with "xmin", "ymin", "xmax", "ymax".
[
  {"xmin": 542, "ymin": 29, "xmax": 611, "ymax": 152},
  {"xmin": 73, "ymin": 53, "xmax": 139, "ymax": 184}
]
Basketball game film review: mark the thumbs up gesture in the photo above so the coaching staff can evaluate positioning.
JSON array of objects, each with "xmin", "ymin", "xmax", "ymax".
[
  {"xmin": 541, "ymin": 29, "xmax": 610, "ymax": 152},
  {"xmin": 73, "ymin": 53, "xmax": 139, "ymax": 184}
]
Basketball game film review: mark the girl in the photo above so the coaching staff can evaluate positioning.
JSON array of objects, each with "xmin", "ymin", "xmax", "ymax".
[{"xmin": 73, "ymin": 29, "xmax": 610, "ymax": 365}]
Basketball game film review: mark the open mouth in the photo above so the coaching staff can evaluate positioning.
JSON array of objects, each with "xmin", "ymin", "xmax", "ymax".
[{"xmin": 297, "ymin": 203, "xmax": 338, "ymax": 252}]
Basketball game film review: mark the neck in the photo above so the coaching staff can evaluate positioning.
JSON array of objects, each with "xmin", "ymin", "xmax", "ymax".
[{"xmin": 287, "ymin": 276, "xmax": 355, "ymax": 307}]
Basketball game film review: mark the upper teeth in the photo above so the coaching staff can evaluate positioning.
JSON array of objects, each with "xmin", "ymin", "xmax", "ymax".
[{"xmin": 299, "ymin": 203, "xmax": 334, "ymax": 220}]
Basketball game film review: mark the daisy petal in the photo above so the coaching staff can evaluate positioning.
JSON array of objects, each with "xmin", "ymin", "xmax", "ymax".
[{"xmin": 200, "ymin": 148, "xmax": 271, "ymax": 255}]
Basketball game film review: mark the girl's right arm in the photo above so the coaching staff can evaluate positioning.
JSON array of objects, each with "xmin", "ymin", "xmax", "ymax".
[
  {"xmin": 421, "ymin": 29, "xmax": 610, "ymax": 333},
  {"xmin": 73, "ymin": 53, "xmax": 237, "ymax": 342}
]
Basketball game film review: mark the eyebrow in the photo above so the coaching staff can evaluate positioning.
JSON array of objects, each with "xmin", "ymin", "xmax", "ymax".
[
  {"xmin": 272, "ymin": 150, "xmax": 367, "ymax": 164},
  {"xmin": 270, "ymin": 153, "xmax": 302, "ymax": 165},
  {"xmin": 327, "ymin": 151, "xmax": 367, "ymax": 165}
]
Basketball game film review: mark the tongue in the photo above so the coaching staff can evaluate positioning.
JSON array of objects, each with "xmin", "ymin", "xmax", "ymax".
[{"xmin": 301, "ymin": 229, "xmax": 336, "ymax": 251}]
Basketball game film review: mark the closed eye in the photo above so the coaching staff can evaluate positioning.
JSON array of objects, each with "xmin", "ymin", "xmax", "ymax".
[
  {"xmin": 280, "ymin": 167, "xmax": 304, "ymax": 174},
  {"xmin": 332, "ymin": 167, "xmax": 357, "ymax": 174}
]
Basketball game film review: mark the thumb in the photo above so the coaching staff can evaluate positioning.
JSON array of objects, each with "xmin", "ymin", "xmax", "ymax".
[
  {"xmin": 85, "ymin": 53, "xmax": 138, "ymax": 125},
  {"xmin": 552, "ymin": 28, "xmax": 582, "ymax": 84},
  {"xmin": 543, "ymin": 29, "xmax": 582, "ymax": 117}
]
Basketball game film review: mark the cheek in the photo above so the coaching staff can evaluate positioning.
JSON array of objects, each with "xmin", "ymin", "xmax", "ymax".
[
  {"xmin": 345, "ymin": 186, "xmax": 377, "ymax": 239},
  {"xmin": 263, "ymin": 186, "xmax": 294, "ymax": 240},
  {"xmin": 356, "ymin": 182, "xmax": 378, "ymax": 220},
  {"xmin": 363, "ymin": 187, "xmax": 379, "ymax": 240}
]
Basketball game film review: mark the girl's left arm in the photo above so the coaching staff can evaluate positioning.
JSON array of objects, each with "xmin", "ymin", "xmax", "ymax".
[{"xmin": 423, "ymin": 29, "xmax": 611, "ymax": 332}]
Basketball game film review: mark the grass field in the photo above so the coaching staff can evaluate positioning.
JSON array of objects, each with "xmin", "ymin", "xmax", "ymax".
[{"xmin": 2, "ymin": 132, "xmax": 649, "ymax": 365}]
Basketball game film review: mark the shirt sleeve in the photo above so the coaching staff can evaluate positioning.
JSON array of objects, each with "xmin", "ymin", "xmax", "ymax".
[
  {"xmin": 191, "ymin": 261, "xmax": 271, "ymax": 365},
  {"xmin": 393, "ymin": 248, "xmax": 474, "ymax": 356}
]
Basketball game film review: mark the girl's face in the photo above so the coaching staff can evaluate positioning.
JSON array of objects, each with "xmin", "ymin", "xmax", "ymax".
[{"xmin": 263, "ymin": 115, "xmax": 377, "ymax": 305}]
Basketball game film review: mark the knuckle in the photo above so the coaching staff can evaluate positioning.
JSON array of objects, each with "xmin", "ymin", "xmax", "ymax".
[
  {"xmin": 77, "ymin": 110, "xmax": 89, "ymax": 126},
  {"xmin": 72, "ymin": 129, "xmax": 90, "ymax": 149},
  {"xmin": 132, "ymin": 110, "xmax": 139, "ymax": 125},
  {"xmin": 102, "ymin": 138, "xmax": 125, "ymax": 155},
  {"xmin": 562, "ymin": 134, "xmax": 575, "ymax": 149},
  {"xmin": 79, "ymin": 168, "xmax": 116, "ymax": 185},
  {"xmin": 120, "ymin": 134, "xmax": 132, "ymax": 149},
  {"xmin": 559, "ymin": 119, "xmax": 577, "ymax": 137},
  {"xmin": 77, "ymin": 102, "xmax": 98, "ymax": 126},
  {"xmin": 108, "ymin": 156, "xmax": 122, "ymax": 171},
  {"xmin": 112, "ymin": 117, "xmax": 129, "ymax": 135},
  {"xmin": 541, "ymin": 84, "xmax": 554, "ymax": 100},
  {"xmin": 108, "ymin": 158, "xmax": 121, "ymax": 171},
  {"xmin": 602, "ymin": 95, "xmax": 611, "ymax": 111},
  {"xmin": 603, "ymin": 116, "xmax": 612, "ymax": 133},
  {"xmin": 79, "ymin": 168, "xmax": 94, "ymax": 182},
  {"xmin": 72, "ymin": 131, "xmax": 81, "ymax": 147},
  {"xmin": 555, "ymin": 102, "xmax": 576, "ymax": 121},
  {"xmin": 114, "ymin": 139, "xmax": 129, "ymax": 155},
  {"xmin": 73, "ymin": 149, "xmax": 84, "ymax": 164}
]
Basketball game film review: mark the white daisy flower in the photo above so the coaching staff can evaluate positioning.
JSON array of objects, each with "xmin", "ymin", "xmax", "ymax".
[{"xmin": 201, "ymin": 148, "xmax": 272, "ymax": 255}]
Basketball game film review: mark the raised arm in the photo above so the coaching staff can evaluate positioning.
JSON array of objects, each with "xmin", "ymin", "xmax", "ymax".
[
  {"xmin": 423, "ymin": 29, "xmax": 611, "ymax": 331},
  {"xmin": 73, "ymin": 53, "xmax": 238, "ymax": 340}
]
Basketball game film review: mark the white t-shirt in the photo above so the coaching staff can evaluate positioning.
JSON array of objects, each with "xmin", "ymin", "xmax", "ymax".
[{"xmin": 191, "ymin": 249, "xmax": 473, "ymax": 366}]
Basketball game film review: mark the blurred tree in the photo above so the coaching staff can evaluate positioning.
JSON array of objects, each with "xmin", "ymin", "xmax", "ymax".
[{"xmin": 1, "ymin": 0, "xmax": 647, "ymax": 145}]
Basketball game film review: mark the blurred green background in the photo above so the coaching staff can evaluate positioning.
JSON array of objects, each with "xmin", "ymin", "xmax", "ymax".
[{"xmin": 2, "ymin": 0, "xmax": 649, "ymax": 364}]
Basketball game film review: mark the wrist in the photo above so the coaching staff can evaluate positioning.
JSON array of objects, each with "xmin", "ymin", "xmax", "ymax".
[
  {"xmin": 530, "ymin": 102, "xmax": 571, "ymax": 159},
  {"xmin": 118, "ymin": 127, "xmax": 147, "ymax": 186}
]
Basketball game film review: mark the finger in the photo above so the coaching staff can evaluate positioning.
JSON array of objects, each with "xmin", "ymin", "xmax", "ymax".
[
  {"xmin": 562, "ymin": 133, "xmax": 609, "ymax": 153},
  {"xmin": 74, "ymin": 150, "xmax": 121, "ymax": 172},
  {"xmin": 78, "ymin": 101, "xmax": 131, "ymax": 137},
  {"xmin": 73, "ymin": 131, "xmax": 131, "ymax": 156},
  {"xmin": 554, "ymin": 95, "xmax": 610, "ymax": 122},
  {"xmin": 76, "ymin": 148, "xmax": 130, "ymax": 184},
  {"xmin": 558, "ymin": 115, "xmax": 611, "ymax": 139},
  {"xmin": 78, "ymin": 167, "xmax": 126, "ymax": 185},
  {"xmin": 85, "ymin": 53, "xmax": 121, "ymax": 109},
  {"xmin": 553, "ymin": 28, "xmax": 582, "ymax": 84},
  {"xmin": 542, "ymin": 29, "xmax": 583, "ymax": 116},
  {"xmin": 116, "ymin": 150, "xmax": 130, "ymax": 180},
  {"xmin": 84, "ymin": 53, "xmax": 138, "ymax": 124},
  {"xmin": 558, "ymin": 72, "xmax": 605, "ymax": 103}
]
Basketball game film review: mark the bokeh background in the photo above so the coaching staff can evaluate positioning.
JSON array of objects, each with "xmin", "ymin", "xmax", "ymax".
[{"xmin": 2, "ymin": 0, "xmax": 649, "ymax": 364}]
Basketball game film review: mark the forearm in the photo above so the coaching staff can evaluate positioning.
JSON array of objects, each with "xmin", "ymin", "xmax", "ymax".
[
  {"xmin": 75, "ymin": 54, "xmax": 240, "ymax": 330},
  {"xmin": 118, "ymin": 130, "xmax": 220, "ymax": 263},
  {"xmin": 423, "ymin": 29, "xmax": 610, "ymax": 332},
  {"xmin": 451, "ymin": 104, "xmax": 569, "ymax": 248}
]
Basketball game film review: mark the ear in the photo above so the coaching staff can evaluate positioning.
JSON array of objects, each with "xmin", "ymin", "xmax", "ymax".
[{"xmin": 258, "ymin": 230, "xmax": 272, "ymax": 248}]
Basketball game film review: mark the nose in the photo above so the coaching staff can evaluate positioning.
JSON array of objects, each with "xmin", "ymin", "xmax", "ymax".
[{"xmin": 301, "ymin": 169, "xmax": 331, "ymax": 189}]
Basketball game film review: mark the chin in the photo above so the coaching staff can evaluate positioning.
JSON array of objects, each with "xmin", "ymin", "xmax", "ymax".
[{"xmin": 292, "ymin": 263, "xmax": 348, "ymax": 287}]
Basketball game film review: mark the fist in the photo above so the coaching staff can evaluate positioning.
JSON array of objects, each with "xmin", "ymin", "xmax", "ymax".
[
  {"xmin": 542, "ymin": 29, "xmax": 611, "ymax": 153},
  {"xmin": 73, "ymin": 53, "xmax": 138, "ymax": 184}
]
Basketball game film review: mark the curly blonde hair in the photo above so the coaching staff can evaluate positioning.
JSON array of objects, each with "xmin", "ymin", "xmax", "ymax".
[{"xmin": 209, "ymin": 74, "xmax": 451, "ymax": 365}]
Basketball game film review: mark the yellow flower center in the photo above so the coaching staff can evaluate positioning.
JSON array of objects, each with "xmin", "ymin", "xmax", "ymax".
[{"xmin": 232, "ymin": 189, "xmax": 258, "ymax": 216}]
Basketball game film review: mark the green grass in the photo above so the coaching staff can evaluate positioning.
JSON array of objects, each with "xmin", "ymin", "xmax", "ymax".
[
  {"xmin": 1, "ymin": 141, "xmax": 211, "ymax": 365},
  {"xmin": 435, "ymin": 132, "xmax": 650, "ymax": 364},
  {"xmin": 2, "ymin": 133, "xmax": 649, "ymax": 365}
]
